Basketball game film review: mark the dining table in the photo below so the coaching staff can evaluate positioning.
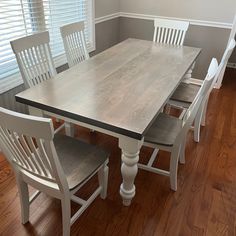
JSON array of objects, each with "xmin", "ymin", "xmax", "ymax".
[{"xmin": 15, "ymin": 38, "xmax": 201, "ymax": 206}]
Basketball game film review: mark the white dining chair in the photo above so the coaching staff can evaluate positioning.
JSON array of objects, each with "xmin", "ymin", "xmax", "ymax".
[
  {"xmin": 10, "ymin": 31, "xmax": 56, "ymax": 88},
  {"xmin": 10, "ymin": 31, "xmax": 74, "ymax": 136},
  {"xmin": 153, "ymin": 18, "xmax": 194, "ymax": 88},
  {"xmin": 139, "ymin": 58, "xmax": 218, "ymax": 191},
  {"xmin": 0, "ymin": 107, "xmax": 109, "ymax": 236},
  {"xmin": 153, "ymin": 18, "xmax": 189, "ymax": 45},
  {"xmin": 60, "ymin": 21, "xmax": 89, "ymax": 68},
  {"xmin": 169, "ymin": 39, "xmax": 236, "ymax": 142},
  {"xmin": 215, "ymin": 14, "xmax": 236, "ymax": 88}
]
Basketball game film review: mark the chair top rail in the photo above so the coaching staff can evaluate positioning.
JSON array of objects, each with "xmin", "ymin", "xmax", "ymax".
[
  {"xmin": 154, "ymin": 18, "xmax": 189, "ymax": 31},
  {"xmin": 0, "ymin": 107, "xmax": 54, "ymax": 140},
  {"xmin": 60, "ymin": 21, "xmax": 85, "ymax": 38},
  {"xmin": 10, "ymin": 31, "xmax": 50, "ymax": 53}
]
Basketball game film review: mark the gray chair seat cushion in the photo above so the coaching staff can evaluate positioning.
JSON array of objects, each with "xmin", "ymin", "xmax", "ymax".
[
  {"xmin": 171, "ymin": 82, "xmax": 200, "ymax": 103},
  {"xmin": 144, "ymin": 113, "xmax": 182, "ymax": 146},
  {"xmin": 54, "ymin": 134, "xmax": 109, "ymax": 190}
]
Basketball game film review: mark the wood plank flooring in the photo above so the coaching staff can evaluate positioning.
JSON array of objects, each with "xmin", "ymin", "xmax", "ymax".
[{"xmin": 0, "ymin": 68, "xmax": 236, "ymax": 236}]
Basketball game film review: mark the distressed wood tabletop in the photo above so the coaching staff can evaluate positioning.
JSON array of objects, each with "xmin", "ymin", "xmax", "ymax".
[{"xmin": 16, "ymin": 38, "xmax": 201, "ymax": 140}]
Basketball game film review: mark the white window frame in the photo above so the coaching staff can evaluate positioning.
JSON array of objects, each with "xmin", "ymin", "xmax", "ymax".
[{"xmin": 0, "ymin": 0, "xmax": 95, "ymax": 94}]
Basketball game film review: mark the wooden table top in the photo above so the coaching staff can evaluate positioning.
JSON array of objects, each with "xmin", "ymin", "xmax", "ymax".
[{"xmin": 16, "ymin": 39, "xmax": 201, "ymax": 140}]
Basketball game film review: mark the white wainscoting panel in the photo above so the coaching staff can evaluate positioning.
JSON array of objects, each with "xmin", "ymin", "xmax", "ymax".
[{"xmin": 0, "ymin": 84, "xmax": 28, "ymax": 113}]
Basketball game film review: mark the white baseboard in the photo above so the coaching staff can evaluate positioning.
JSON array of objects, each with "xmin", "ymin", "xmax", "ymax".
[{"xmin": 227, "ymin": 62, "xmax": 236, "ymax": 69}]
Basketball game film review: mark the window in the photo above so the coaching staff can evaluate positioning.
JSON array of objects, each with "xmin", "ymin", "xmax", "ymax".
[{"xmin": 0, "ymin": 0, "xmax": 95, "ymax": 93}]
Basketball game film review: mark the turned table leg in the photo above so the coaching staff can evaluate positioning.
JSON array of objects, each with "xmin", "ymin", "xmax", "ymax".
[{"xmin": 119, "ymin": 136, "xmax": 143, "ymax": 206}]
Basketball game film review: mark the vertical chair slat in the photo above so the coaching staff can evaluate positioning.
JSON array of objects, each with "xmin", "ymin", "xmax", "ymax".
[
  {"xmin": 156, "ymin": 27, "xmax": 161, "ymax": 42},
  {"xmin": 22, "ymin": 50, "xmax": 36, "ymax": 86},
  {"xmin": 19, "ymin": 134, "xmax": 44, "ymax": 174},
  {"xmin": 72, "ymin": 33, "xmax": 81, "ymax": 63},
  {"xmin": 11, "ymin": 132, "xmax": 39, "ymax": 173},
  {"xmin": 38, "ymin": 44, "xmax": 49, "ymax": 81},
  {"xmin": 170, "ymin": 29, "xmax": 175, "ymax": 44},
  {"xmin": 29, "ymin": 48, "xmax": 41, "ymax": 84},
  {"xmin": 46, "ymin": 43, "xmax": 57, "ymax": 77},
  {"xmin": 173, "ymin": 30, "xmax": 179, "ymax": 45},
  {"xmin": 25, "ymin": 136, "xmax": 49, "ymax": 177},
  {"xmin": 180, "ymin": 31, "xmax": 187, "ymax": 45},
  {"xmin": 26, "ymin": 48, "xmax": 39, "ymax": 85},
  {"xmin": 41, "ymin": 45, "xmax": 51, "ymax": 80},
  {"xmin": 36, "ymin": 138, "xmax": 54, "ymax": 177},
  {"xmin": 75, "ymin": 32, "xmax": 83, "ymax": 62},
  {"xmin": 0, "ymin": 127, "xmax": 26, "ymax": 167},
  {"xmin": 177, "ymin": 31, "xmax": 183, "ymax": 45},
  {"xmin": 18, "ymin": 52, "xmax": 34, "ymax": 87},
  {"xmin": 160, "ymin": 27, "xmax": 164, "ymax": 43},
  {"xmin": 81, "ymin": 31, "xmax": 89, "ymax": 59},
  {"xmin": 153, "ymin": 27, "xmax": 157, "ymax": 42},
  {"xmin": 163, "ymin": 28, "xmax": 168, "ymax": 44},
  {"xmin": 69, "ymin": 35, "xmax": 77, "ymax": 65},
  {"xmin": 76, "ymin": 32, "xmax": 84, "ymax": 61},
  {"xmin": 35, "ymin": 46, "xmax": 47, "ymax": 82},
  {"xmin": 166, "ymin": 28, "xmax": 171, "ymax": 44}
]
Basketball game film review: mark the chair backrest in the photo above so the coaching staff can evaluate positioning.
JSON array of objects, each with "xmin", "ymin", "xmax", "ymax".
[
  {"xmin": 0, "ymin": 107, "xmax": 67, "ymax": 190},
  {"xmin": 214, "ymin": 14, "xmax": 236, "ymax": 89},
  {"xmin": 215, "ymin": 39, "xmax": 236, "ymax": 88},
  {"xmin": 227, "ymin": 14, "xmax": 236, "ymax": 46},
  {"xmin": 10, "ymin": 31, "xmax": 57, "ymax": 89},
  {"xmin": 153, "ymin": 18, "xmax": 189, "ymax": 45},
  {"xmin": 177, "ymin": 58, "xmax": 218, "ymax": 143},
  {"xmin": 60, "ymin": 21, "xmax": 89, "ymax": 68}
]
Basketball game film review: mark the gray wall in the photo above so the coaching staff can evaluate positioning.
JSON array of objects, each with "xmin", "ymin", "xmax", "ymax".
[
  {"xmin": 120, "ymin": 0, "xmax": 236, "ymax": 23},
  {"xmin": 230, "ymin": 47, "xmax": 236, "ymax": 63},
  {"xmin": 92, "ymin": 18, "xmax": 120, "ymax": 55},
  {"xmin": 95, "ymin": 0, "xmax": 119, "ymax": 18},
  {"xmin": 119, "ymin": 17, "xmax": 230, "ymax": 79}
]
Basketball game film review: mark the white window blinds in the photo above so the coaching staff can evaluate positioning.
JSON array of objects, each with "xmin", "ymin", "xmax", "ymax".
[{"xmin": 0, "ymin": 0, "xmax": 94, "ymax": 92}]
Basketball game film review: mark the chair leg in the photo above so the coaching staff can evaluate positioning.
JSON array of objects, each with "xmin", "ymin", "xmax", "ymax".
[
  {"xmin": 179, "ymin": 136, "xmax": 186, "ymax": 164},
  {"xmin": 169, "ymin": 149, "xmax": 180, "ymax": 191},
  {"xmin": 16, "ymin": 175, "xmax": 29, "ymax": 224},
  {"xmin": 164, "ymin": 104, "xmax": 171, "ymax": 114},
  {"xmin": 98, "ymin": 164, "xmax": 109, "ymax": 199},
  {"xmin": 194, "ymin": 108, "xmax": 203, "ymax": 143},
  {"xmin": 201, "ymin": 98, "xmax": 209, "ymax": 126},
  {"xmin": 61, "ymin": 196, "xmax": 71, "ymax": 236},
  {"xmin": 65, "ymin": 122, "xmax": 75, "ymax": 137}
]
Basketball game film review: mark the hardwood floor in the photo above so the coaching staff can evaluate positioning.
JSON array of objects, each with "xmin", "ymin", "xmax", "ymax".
[{"xmin": 0, "ymin": 68, "xmax": 236, "ymax": 236}]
